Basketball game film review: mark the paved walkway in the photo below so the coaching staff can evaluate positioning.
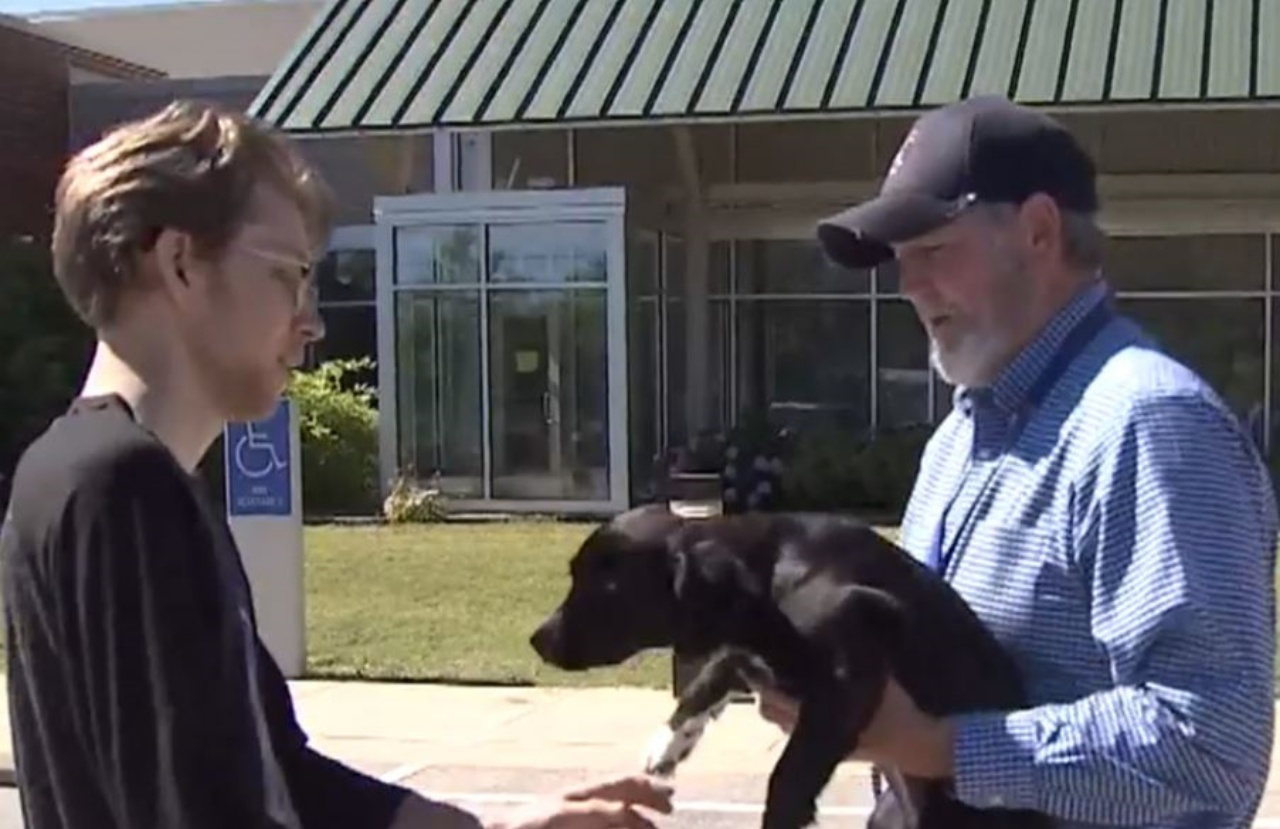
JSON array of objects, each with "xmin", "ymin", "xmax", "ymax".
[{"xmin": 0, "ymin": 680, "xmax": 1278, "ymax": 822}]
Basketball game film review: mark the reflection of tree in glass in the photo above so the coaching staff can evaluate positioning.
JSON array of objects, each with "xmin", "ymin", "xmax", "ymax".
[
  {"xmin": 435, "ymin": 227, "xmax": 479, "ymax": 284},
  {"xmin": 487, "ymin": 223, "xmax": 606, "ymax": 284}
]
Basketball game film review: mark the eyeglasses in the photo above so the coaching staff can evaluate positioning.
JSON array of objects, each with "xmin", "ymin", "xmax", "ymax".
[{"xmin": 235, "ymin": 243, "xmax": 319, "ymax": 314}]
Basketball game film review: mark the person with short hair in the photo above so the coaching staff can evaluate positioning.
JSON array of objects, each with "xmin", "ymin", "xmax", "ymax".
[
  {"xmin": 0, "ymin": 100, "xmax": 673, "ymax": 829},
  {"xmin": 760, "ymin": 94, "xmax": 1277, "ymax": 829}
]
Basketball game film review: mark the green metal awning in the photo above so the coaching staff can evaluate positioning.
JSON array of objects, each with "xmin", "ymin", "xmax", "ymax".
[{"xmin": 250, "ymin": 0, "xmax": 1280, "ymax": 134}]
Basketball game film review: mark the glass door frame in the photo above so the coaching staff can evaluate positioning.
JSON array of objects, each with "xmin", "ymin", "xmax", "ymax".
[{"xmin": 373, "ymin": 186, "xmax": 631, "ymax": 516}]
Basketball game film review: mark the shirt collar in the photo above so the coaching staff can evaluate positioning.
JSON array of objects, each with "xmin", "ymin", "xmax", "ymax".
[{"xmin": 953, "ymin": 279, "xmax": 1110, "ymax": 418}]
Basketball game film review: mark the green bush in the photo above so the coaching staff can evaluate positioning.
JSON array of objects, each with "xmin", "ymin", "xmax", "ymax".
[
  {"xmin": 780, "ymin": 424, "xmax": 933, "ymax": 517},
  {"xmin": 0, "ymin": 239, "xmax": 94, "ymax": 510},
  {"xmin": 286, "ymin": 358, "xmax": 380, "ymax": 517}
]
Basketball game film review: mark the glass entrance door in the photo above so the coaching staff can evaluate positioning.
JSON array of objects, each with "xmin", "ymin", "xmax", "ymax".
[
  {"xmin": 376, "ymin": 189, "xmax": 628, "ymax": 513},
  {"xmin": 487, "ymin": 221, "xmax": 609, "ymax": 501}
]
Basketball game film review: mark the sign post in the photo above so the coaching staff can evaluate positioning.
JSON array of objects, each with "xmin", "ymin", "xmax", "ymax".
[{"xmin": 224, "ymin": 398, "xmax": 305, "ymax": 678}]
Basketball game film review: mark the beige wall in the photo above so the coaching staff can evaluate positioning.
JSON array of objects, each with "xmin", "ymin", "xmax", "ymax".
[
  {"xmin": 490, "ymin": 108, "xmax": 1280, "ymax": 196},
  {"xmin": 30, "ymin": 0, "xmax": 321, "ymax": 79}
]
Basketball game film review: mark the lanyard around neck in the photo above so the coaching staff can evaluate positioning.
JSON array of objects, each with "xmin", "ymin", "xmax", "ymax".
[{"xmin": 923, "ymin": 299, "xmax": 1115, "ymax": 578}]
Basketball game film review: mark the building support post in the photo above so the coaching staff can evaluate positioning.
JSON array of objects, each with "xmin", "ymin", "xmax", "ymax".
[{"xmin": 673, "ymin": 126, "xmax": 711, "ymax": 438}]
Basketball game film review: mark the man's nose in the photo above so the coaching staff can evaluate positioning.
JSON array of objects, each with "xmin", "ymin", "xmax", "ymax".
[{"xmin": 895, "ymin": 261, "xmax": 934, "ymax": 302}]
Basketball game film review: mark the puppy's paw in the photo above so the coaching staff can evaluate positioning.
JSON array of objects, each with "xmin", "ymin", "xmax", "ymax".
[{"xmin": 643, "ymin": 715, "xmax": 710, "ymax": 778}]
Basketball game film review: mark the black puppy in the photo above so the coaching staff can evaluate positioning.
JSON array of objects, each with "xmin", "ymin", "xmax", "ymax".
[{"xmin": 529, "ymin": 505, "xmax": 1051, "ymax": 829}]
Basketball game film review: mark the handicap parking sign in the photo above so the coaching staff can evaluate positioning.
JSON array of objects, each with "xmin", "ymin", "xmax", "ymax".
[{"xmin": 225, "ymin": 399, "xmax": 292, "ymax": 517}]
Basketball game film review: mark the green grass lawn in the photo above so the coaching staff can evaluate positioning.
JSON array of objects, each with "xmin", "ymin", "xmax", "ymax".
[
  {"xmin": 303, "ymin": 520, "xmax": 674, "ymax": 687},
  {"xmin": 304, "ymin": 520, "xmax": 1280, "ymax": 691}
]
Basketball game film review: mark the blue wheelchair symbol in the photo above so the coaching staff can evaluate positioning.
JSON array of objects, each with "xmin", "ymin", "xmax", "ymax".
[
  {"xmin": 225, "ymin": 400, "xmax": 292, "ymax": 517},
  {"xmin": 234, "ymin": 423, "xmax": 288, "ymax": 479}
]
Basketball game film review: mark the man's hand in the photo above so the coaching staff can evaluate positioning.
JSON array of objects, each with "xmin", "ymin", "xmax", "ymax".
[
  {"xmin": 755, "ymin": 680, "xmax": 955, "ymax": 779},
  {"xmin": 494, "ymin": 775, "xmax": 675, "ymax": 829}
]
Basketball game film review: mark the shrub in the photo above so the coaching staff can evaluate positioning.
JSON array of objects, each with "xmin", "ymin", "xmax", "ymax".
[
  {"xmin": 286, "ymin": 358, "xmax": 380, "ymax": 517},
  {"xmin": 0, "ymin": 239, "xmax": 94, "ymax": 512}
]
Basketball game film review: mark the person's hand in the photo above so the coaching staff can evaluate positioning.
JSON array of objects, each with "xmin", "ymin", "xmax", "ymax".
[
  {"xmin": 754, "ymin": 680, "xmax": 955, "ymax": 779},
  {"xmin": 855, "ymin": 678, "xmax": 954, "ymax": 779},
  {"xmin": 495, "ymin": 775, "xmax": 675, "ymax": 829}
]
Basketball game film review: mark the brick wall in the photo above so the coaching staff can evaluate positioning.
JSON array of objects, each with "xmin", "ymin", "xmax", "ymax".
[
  {"xmin": 0, "ymin": 21, "xmax": 160, "ymax": 244},
  {"xmin": 0, "ymin": 25, "xmax": 71, "ymax": 242}
]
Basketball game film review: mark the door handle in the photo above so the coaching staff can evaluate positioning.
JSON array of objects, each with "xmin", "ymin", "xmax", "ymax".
[{"xmin": 543, "ymin": 392, "xmax": 554, "ymax": 425}]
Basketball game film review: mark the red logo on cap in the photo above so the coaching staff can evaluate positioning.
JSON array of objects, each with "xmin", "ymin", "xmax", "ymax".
[{"xmin": 888, "ymin": 128, "xmax": 918, "ymax": 180}]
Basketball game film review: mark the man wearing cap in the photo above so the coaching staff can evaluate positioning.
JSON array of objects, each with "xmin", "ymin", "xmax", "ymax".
[{"xmin": 759, "ymin": 95, "xmax": 1277, "ymax": 828}]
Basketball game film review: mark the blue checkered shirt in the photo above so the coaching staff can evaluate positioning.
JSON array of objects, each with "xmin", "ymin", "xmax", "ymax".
[{"xmin": 899, "ymin": 279, "xmax": 1278, "ymax": 828}]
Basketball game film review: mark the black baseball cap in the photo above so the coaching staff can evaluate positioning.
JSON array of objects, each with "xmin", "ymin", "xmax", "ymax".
[{"xmin": 816, "ymin": 95, "xmax": 1099, "ymax": 269}]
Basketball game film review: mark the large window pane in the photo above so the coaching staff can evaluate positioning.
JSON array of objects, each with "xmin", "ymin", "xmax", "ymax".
[
  {"xmin": 313, "ymin": 304, "xmax": 376, "ymax": 388},
  {"xmin": 735, "ymin": 299, "xmax": 870, "ymax": 434},
  {"xmin": 666, "ymin": 298, "xmax": 729, "ymax": 445},
  {"xmin": 489, "ymin": 221, "xmax": 607, "ymax": 284},
  {"xmin": 664, "ymin": 236, "xmax": 731, "ymax": 295},
  {"xmin": 316, "ymin": 249, "xmax": 374, "ymax": 303},
  {"xmin": 1118, "ymin": 297, "xmax": 1264, "ymax": 422},
  {"xmin": 877, "ymin": 299, "xmax": 930, "ymax": 428},
  {"xmin": 488, "ymin": 290, "xmax": 609, "ymax": 501},
  {"xmin": 629, "ymin": 297, "xmax": 662, "ymax": 501},
  {"xmin": 1106, "ymin": 234, "xmax": 1265, "ymax": 292},
  {"xmin": 934, "ymin": 370, "xmax": 954, "ymax": 421},
  {"xmin": 394, "ymin": 292, "xmax": 483, "ymax": 496},
  {"xmin": 735, "ymin": 238, "xmax": 870, "ymax": 294},
  {"xmin": 875, "ymin": 258, "xmax": 902, "ymax": 295},
  {"xmin": 394, "ymin": 225, "xmax": 481, "ymax": 285},
  {"xmin": 628, "ymin": 232, "xmax": 659, "ymax": 297}
]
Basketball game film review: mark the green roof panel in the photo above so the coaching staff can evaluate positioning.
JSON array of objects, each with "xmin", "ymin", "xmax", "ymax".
[
  {"xmin": 781, "ymin": 0, "xmax": 860, "ymax": 110},
  {"xmin": 652, "ymin": 1, "xmax": 734, "ymax": 114},
  {"xmin": 1158, "ymin": 0, "xmax": 1207, "ymax": 100},
  {"xmin": 1208, "ymin": 0, "xmax": 1255, "ymax": 100},
  {"xmin": 1013, "ymin": 0, "xmax": 1071, "ymax": 103},
  {"xmin": 1108, "ymin": 0, "xmax": 1161, "ymax": 100},
  {"xmin": 918, "ymin": 0, "xmax": 984, "ymax": 106},
  {"xmin": 824, "ymin": 0, "xmax": 898, "ymax": 109},
  {"xmin": 555, "ymin": 0, "xmax": 650, "ymax": 120},
  {"xmin": 964, "ymin": 0, "xmax": 1028, "ymax": 98},
  {"xmin": 1060, "ymin": 0, "xmax": 1117, "ymax": 103},
  {"xmin": 694, "ymin": 0, "xmax": 775, "ymax": 113},
  {"xmin": 249, "ymin": 0, "xmax": 1280, "ymax": 134},
  {"xmin": 735, "ymin": 1, "xmax": 812, "ymax": 112},
  {"xmin": 875, "ymin": 0, "xmax": 944, "ymax": 107},
  {"xmin": 1258, "ymin": 0, "xmax": 1280, "ymax": 96}
]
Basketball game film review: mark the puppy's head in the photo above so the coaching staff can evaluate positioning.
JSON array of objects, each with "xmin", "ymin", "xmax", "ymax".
[
  {"xmin": 531, "ymin": 504, "xmax": 687, "ymax": 670},
  {"xmin": 531, "ymin": 505, "xmax": 771, "ymax": 671}
]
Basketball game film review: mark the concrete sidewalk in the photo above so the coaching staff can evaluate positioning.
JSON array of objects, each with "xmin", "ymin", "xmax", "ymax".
[
  {"xmin": 0, "ymin": 679, "xmax": 861, "ymax": 791},
  {"xmin": 1, "ymin": 679, "xmax": 1280, "ymax": 818}
]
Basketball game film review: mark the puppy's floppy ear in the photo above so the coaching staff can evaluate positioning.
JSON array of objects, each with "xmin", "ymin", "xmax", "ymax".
[
  {"xmin": 777, "ymin": 576, "xmax": 906, "ymax": 641},
  {"xmin": 670, "ymin": 535, "xmax": 756, "ymax": 608},
  {"xmin": 841, "ymin": 584, "xmax": 907, "ymax": 639}
]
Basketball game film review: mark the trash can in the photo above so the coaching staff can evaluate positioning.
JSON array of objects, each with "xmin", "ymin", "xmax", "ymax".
[{"xmin": 667, "ymin": 472, "xmax": 748, "ymax": 701}]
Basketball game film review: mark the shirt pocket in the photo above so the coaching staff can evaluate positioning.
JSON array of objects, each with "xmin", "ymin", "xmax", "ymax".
[{"xmin": 951, "ymin": 522, "xmax": 1097, "ymax": 690}]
